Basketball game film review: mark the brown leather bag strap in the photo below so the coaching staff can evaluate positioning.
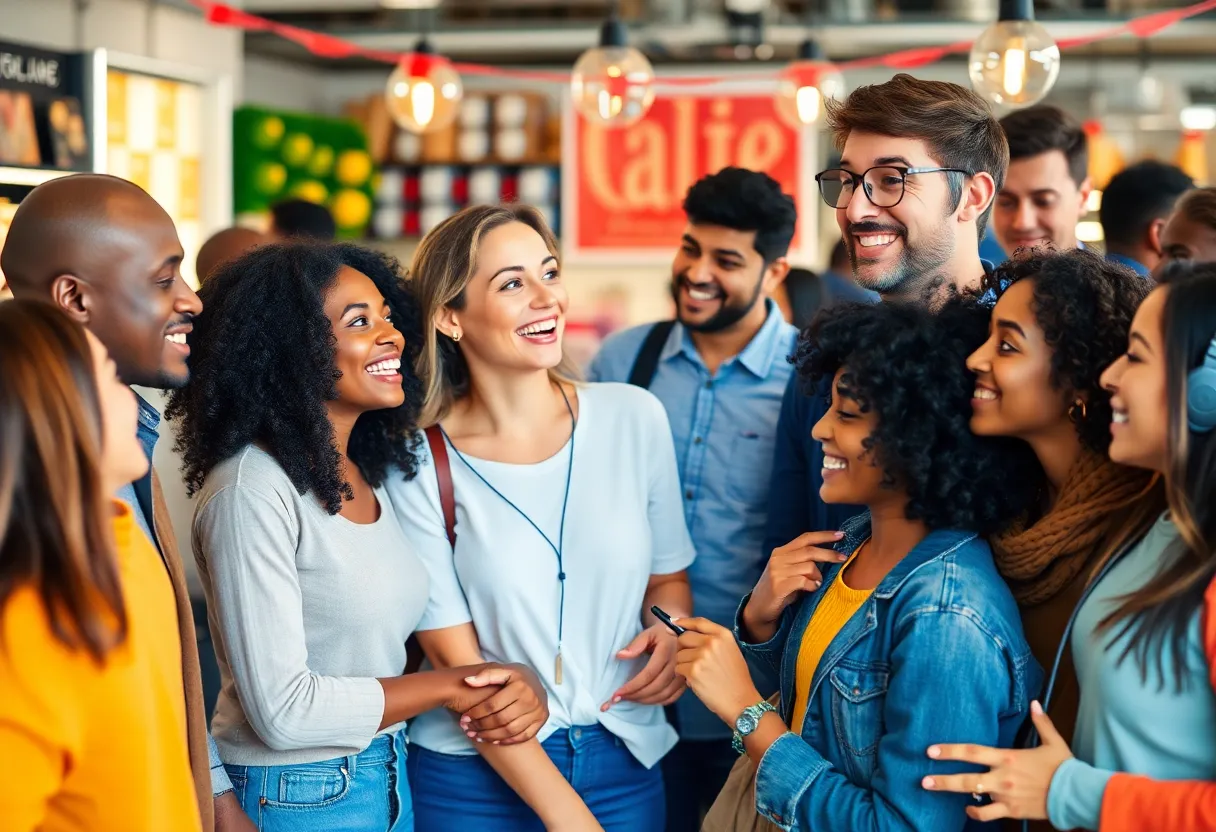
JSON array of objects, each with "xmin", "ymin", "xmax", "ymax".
[{"xmin": 425, "ymin": 425, "xmax": 457, "ymax": 550}]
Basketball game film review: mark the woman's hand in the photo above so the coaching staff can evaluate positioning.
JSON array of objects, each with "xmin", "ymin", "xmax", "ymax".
[
  {"xmin": 921, "ymin": 701, "xmax": 1073, "ymax": 822},
  {"xmin": 743, "ymin": 531, "xmax": 847, "ymax": 640},
  {"xmin": 604, "ymin": 623, "xmax": 685, "ymax": 710},
  {"xmin": 448, "ymin": 664, "xmax": 549, "ymax": 745},
  {"xmin": 673, "ymin": 617, "xmax": 763, "ymax": 726}
]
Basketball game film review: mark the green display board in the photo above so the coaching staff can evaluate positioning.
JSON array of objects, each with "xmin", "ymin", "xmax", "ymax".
[{"xmin": 234, "ymin": 106, "xmax": 376, "ymax": 239}]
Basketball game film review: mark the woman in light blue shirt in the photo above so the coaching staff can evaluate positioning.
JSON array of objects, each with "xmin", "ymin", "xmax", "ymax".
[
  {"xmin": 922, "ymin": 261, "xmax": 1216, "ymax": 831},
  {"xmin": 389, "ymin": 204, "xmax": 696, "ymax": 831}
]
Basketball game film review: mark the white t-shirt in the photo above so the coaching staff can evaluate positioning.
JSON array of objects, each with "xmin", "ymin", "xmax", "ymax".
[{"xmin": 386, "ymin": 382, "xmax": 696, "ymax": 769}]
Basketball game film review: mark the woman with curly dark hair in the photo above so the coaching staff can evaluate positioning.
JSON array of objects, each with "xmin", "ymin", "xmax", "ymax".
[
  {"xmin": 959, "ymin": 248, "xmax": 1159, "ymax": 753},
  {"xmin": 672, "ymin": 300, "xmax": 1041, "ymax": 831},
  {"xmin": 924, "ymin": 262, "xmax": 1216, "ymax": 832},
  {"xmin": 167, "ymin": 241, "xmax": 547, "ymax": 832}
]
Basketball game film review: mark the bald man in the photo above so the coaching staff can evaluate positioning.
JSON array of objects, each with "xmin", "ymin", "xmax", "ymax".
[
  {"xmin": 196, "ymin": 226, "xmax": 267, "ymax": 285},
  {"xmin": 1, "ymin": 174, "xmax": 254, "ymax": 832}
]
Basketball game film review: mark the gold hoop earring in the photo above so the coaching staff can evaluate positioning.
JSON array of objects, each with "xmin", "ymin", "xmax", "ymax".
[
  {"xmin": 450, "ymin": 329, "xmax": 462, "ymax": 342},
  {"xmin": 1069, "ymin": 398, "xmax": 1087, "ymax": 422}
]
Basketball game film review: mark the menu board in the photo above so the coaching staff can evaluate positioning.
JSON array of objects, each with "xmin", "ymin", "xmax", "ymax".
[{"xmin": 106, "ymin": 69, "xmax": 204, "ymax": 286}]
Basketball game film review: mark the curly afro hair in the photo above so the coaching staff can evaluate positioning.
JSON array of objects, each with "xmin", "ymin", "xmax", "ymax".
[
  {"xmin": 166, "ymin": 241, "xmax": 424, "ymax": 514},
  {"xmin": 794, "ymin": 300, "xmax": 1039, "ymax": 534},
  {"xmin": 981, "ymin": 248, "xmax": 1151, "ymax": 454}
]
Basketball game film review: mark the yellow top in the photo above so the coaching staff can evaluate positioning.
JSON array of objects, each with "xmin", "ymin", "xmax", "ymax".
[
  {"xmin": 789, "ymin": 547, "xmax": 875, "ymax": 735},
  {"xmin": 0, "ymin": 502, "xmax": 202, "ymax": 832}
]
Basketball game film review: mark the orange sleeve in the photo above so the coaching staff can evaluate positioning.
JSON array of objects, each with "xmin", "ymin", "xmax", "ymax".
[
  {"xmin": 1098, "ymin": 577, "xmax": 1216, "ymax": 832},
  {"xmin": 0, "ymin": 590, "xmax": 86, "ymax": 832}
]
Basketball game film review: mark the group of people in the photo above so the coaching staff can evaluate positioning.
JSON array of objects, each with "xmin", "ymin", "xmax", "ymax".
[{"xmin": 1, "ymin": 71, "xmax": 1216, "ymax": 832}]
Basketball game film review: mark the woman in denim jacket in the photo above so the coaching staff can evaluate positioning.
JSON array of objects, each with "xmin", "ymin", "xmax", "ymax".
[{"xmin": 675, "ymin": 300, "xmax": 1044, "ymax": 831}]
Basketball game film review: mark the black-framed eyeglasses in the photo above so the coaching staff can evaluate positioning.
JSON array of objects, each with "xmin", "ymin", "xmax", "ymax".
[{"xmin": 815, "ymin": 166, "xmax": 972, "ymax": 209}]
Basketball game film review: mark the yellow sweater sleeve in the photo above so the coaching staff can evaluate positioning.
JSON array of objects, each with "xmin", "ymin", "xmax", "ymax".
[{"xmin": 0, "ymin": 588, "xmax": 89, "ymax": 832}]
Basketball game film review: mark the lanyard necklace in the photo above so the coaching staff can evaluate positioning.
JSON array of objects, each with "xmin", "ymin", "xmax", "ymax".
[{"xmin": 441, "ymin": 384, "xmax": 576, "ymax": 684}]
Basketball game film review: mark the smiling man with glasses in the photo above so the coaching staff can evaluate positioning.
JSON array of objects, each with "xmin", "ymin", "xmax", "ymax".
[{"xmin": 762, "ymin": 73, "xmax": 1010, "ymax": 576}]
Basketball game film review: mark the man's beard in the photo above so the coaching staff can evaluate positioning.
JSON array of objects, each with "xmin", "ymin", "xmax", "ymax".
[
  {"xmin": 671, "ymin": 269, "xmax": 766, "ymax": 334},
  {"xmin": 848, "ymin": 219, "xmax": 956, "ymax": 303}
]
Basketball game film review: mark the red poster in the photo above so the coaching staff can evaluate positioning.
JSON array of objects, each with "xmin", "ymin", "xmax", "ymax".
[{"xmin": 562, "ymin": 92, "xmax": 808, "ymax": 261}]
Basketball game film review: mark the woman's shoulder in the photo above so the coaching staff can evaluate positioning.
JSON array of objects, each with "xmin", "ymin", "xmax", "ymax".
[
  {"xmin": 193, "ymin": 446, "xmax": 299, "ymax": 511},
  {"xmin": 579, "ymin": 381, "xmax": 667, "ymax": 426},
  {"xmin": 896, "ymin": 533, "xmax": 1023, "ymax": 628}
]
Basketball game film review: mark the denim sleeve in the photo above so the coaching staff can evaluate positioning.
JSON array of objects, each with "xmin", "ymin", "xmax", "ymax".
[
  {"xmin": 208, "ymin": 732, "xmax": 233, "ymax": 797},
  {"xmin": 1047, "ymin": 757, "xmax": 1113, "ymax": 831},
  {"xmin": 760, "ymin": 375, "xmax": 815, "ymax": 560},
  {"xmin": 733, "ymin": 593, "xmax": 795, "ymax": 678},
  {"xmin": 753, "ymin": 610, "xmax": 1022, "ymax": 832}
]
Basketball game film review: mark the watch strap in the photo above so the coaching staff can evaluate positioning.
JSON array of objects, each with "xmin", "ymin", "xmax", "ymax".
[{"xmin": 731, "ymin": 701, "xmax": 778, "ymax": 754}]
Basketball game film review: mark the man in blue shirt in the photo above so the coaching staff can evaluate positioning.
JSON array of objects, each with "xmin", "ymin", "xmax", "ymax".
[
  {"xmin": 993, "ymin": 105, "xmax": 1090, "ymax": 255},
  {"xmin": 763, "ymin": 73, "xmax": 1009, "ymax": 562},
  {"xmin": 588, "ymin": 167, "xmax": 798, "ymax": 831},
  {"xmin": 1099, "ymin": 160, "xmax": 1194, "ymax": 277},
  {"xmin": 1, "ymin": 174, "xmax": 254, "ymax": 832}
]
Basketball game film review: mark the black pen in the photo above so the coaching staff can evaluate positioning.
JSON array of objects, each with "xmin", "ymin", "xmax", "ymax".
[{"xmin": 650, "ymin": 605, "xmax": 686, "ymax": 636}]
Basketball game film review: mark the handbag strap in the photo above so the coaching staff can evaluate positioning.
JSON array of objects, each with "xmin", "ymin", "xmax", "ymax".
[{"xmin": 425, "ymin": 425, "xmax": 457, "ymax": 550}]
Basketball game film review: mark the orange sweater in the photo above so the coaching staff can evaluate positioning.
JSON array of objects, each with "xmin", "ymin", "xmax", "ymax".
[
  {"xmin": 0, "ymin": 502, "xmax": 202, "ymax": 832},
  {"xmin": 1098, "ymin": 576, "xmax": 1216, "ymax": 832}
]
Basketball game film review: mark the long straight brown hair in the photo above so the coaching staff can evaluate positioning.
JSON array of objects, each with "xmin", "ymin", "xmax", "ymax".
[
  {"xmin": 1098, "ymin": 263, "xmax": 1216, "ymax": 691},
  {"xmin": 0, "ymin": 300, "xmax": 127, "ymax": 661}
]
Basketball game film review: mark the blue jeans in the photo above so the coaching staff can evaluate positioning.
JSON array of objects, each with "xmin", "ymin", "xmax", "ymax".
[
  {"xmin": 226, "ymin": 732, "xmax": 411, "ymax": 832},
  {"xmin": 407, "ymin": 724, "xmax": 664, "ymax": 831}
]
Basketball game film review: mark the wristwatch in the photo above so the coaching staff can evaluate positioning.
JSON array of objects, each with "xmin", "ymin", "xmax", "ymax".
[{"xmin": 732, "ymin": 700, "xmax": 778, "ymax": 754}]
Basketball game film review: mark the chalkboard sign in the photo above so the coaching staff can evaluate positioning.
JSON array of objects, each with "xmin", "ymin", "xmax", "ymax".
[{"xmin": 0, "ymin": 40, "xmax": 90, "ymax": 173}]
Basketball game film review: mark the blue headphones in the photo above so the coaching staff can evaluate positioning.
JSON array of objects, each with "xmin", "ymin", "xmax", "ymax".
[{"xmin": 1188, "ymin": 336, "xmax": 1216, "ymax": 433}]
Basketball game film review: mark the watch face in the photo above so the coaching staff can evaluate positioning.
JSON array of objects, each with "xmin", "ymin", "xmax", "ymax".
[{"xmin": 736, "ymin": 712, "xmax": 758, "ymax": 734}]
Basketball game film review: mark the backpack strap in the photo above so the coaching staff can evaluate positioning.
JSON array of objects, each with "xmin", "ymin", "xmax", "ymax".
[
  {"xmin": 424, "ymin": 425, "xmax": 456, "ymax": 549},
  {"xmin": 626, "ymin": 320, "xmax": 677, "ymax": 390}
]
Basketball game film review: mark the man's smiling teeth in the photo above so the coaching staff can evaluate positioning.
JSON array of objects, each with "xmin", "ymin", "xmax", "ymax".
[
  {"xmin": 974, "ymin": 387, "xmax": 999, "ymax": 400},
  {"xmin": 1112, "ymin": 410, "xmax": 1129, "ymax": 424},
  {"xmin": 366, "ymin": 358, "xmax": 401, "ymax": 376},
  {"xmin": 823, "ymin": 455, "xmax": 847, "ymax": 470},
  {"xmin": 856, "ymin": 234, "xmax": 897, "ymax": 248},
  {"xmin": 687, "ymin": 285, "xmax": 721, "ymax": 301},
  {"xmin": 165, "ymin": 333, "xmax": 187, "ymax": 345},
  {"xmin": 516, "ymin": 319, "xmax": 557, "ymax": 336}
]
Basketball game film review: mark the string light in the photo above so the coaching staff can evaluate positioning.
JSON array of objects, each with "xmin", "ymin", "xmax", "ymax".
[
  {"xmin": 570, "ymin": 15, "xmax": 655, "ymax": 128},
  {"xmin": 774, "ymin": 39, "xmax": 845, "ymax": 128},
  {"xmin": 969, "ymin": 0, "xmax": 1060, "ymax": 108},
  {"xmin": 385, "ymin": 39, "xmax": 463, "ymax": 135}
]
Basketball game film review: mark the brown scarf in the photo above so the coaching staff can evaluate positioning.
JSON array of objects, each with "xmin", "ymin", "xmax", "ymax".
[{"xmin": 992, "ymin": 450, "xmax": 1154, "ymax": 607}]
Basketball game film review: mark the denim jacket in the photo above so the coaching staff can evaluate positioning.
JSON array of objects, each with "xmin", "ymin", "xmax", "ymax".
[{"xmin": 735, "ymin": 512, "xmax": 1043, "ymax": 831}]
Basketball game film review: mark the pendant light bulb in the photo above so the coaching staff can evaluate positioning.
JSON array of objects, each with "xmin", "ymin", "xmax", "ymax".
[
  {"xmin": 969, "ymin": 0, "xmax": 1060, "ymax": 109},
  {"xmin": 774, "ymin": 39, "xmax": 845, "ymax": 129},
  {"xmin": 385, "ymin": 38, "xmax": 463, "ymax": 135},
  {"xmin": 570, "ymin": 16, "xmax": 656, "ymax": 129}
]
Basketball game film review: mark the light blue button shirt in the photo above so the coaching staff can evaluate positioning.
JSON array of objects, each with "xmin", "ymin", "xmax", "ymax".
[{"xmin": 588, "ymin": 300, "xmax": 798, "ymax": 740}]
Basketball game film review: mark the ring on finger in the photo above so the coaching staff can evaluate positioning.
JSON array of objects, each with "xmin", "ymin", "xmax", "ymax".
[{"xmin": 972, "ymin": 782, "xmax": 985, "ymax": 802}]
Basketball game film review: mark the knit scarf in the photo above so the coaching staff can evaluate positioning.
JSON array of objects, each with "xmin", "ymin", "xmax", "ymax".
[{"xmin": 991, "ymin": 450, "xmax": 1154, "ymax": 607}]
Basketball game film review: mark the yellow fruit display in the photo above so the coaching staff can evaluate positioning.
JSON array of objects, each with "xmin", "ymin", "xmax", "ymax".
[
  {"xmin": 282, "ymin": 133, "xmax": 315, "ymax": 168},
  {"xmin": 330, "ymin": 188, "xmax": 372, "ymax": 230},
  {"xmin": 252, "ymin": 115, "xmax": 285, "ymax": 150},
  {"xmin": 253, "ymin": 161, "xmax": 288, "ymax": 196},
  {"xmin": 308, "ymin": 145, "xmax": 335, "ymax": 177},
  {"xmin": 290, "ymin": 180, "xmax": 329, "ymax": 204},
  {"xmin": 335, "ymin": 149, "xmax": 372, "ymax": 187}
]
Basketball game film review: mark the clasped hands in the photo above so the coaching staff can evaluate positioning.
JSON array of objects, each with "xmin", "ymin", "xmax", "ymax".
[{"xmin": 445, "ymin": 663, "xmax": 549, "ymax": 746}]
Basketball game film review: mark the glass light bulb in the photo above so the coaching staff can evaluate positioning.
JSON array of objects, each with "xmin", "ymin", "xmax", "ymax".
[
  {"xmin": 385, "ymin": 55, "xmax": 463, "ymax": 135},
  {"xmin": 968, "ymin": 19, "xmax": 1060, "ymax": 108},
  {"xmin": 570, "ymin": 45, "xmax": 656, "ymax": 129},
  {"xmin": 774, "ymin": 60, "xmax": 845, "ymax": 128}
]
